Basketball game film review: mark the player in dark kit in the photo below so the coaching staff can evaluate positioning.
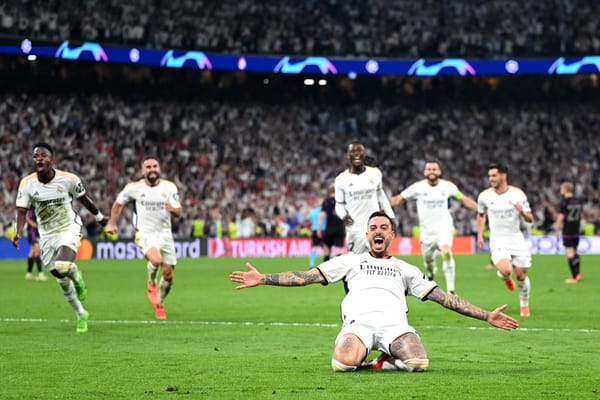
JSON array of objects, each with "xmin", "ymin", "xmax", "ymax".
[
  {"xmin": 25, "ymin": 207, "xmax": 47, "ymax": 281},
  {"xmin": 555, "ymin": 182, "xmax": 583, "ymax": 283},
  {"xmin": 318, "ymin": 184, "xmax": 346, "ymax": 261}
]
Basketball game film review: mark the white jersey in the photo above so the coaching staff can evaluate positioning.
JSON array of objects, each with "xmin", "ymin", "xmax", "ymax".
[
  {"xmin": 317, "ymin": 253, "xmax": 436, "ymax": 325},
  {"xmin": 116, "ymin": 179, "xmax": 181, "ymax": 235},
  {"xmin": 477, "ymin": 186, "xmax": 530, "ymax": 252},
  {"xmin": 334, "ymin": 166, "xmax": 394, "ymax": 233},
  {"xmin": 400, "ymin": 179, "xmax": 461, "ymax": 238},
  {"xmin": 15, "ymin": 170, "xmax": 86, "ymax": 236}
]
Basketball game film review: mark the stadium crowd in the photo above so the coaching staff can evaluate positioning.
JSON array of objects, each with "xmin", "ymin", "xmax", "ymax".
[
  {"xmin": 1, "ymin": 84, "xmax": 599, "ymax": 240},
  {"xmin": 1, "ymin": 0, "xmax": 600, "ymax": 58},
  {"xmin": 1, "ymin": 0, "xmax": 599, "ymax": 240}
]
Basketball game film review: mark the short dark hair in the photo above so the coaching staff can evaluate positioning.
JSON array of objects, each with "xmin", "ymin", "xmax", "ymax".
[
  {"xmin": 425, "ymin": 159, "xmax": 442, "ymax": 169},
  {"xmin": 488, "ymin": 163, "xmax": 508, "ymax": 174},
  {"xmin": 347, "ymin": 140, "xmax": 365, "ymax": 151},
  {"xmin": 33, "ymin": 142, "xmax": 53, "ymax": 155},
  {"xmin": 142, "ymin": 155, "xmax": 160, "ymax": 164},
  {"xmin": 368, "ymin": 211, "xmax": 396, "ymax": 233}
]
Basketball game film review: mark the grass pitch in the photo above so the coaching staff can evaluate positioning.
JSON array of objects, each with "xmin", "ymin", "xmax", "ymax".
[{"xmin": 0, "ymin": 254, "xmax": 598, "ymax": 399}]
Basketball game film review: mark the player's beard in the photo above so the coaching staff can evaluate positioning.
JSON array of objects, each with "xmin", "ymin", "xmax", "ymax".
[
  {"xmin": 427, "ymin": 173, "xmax": 440, "ymax": 184},
  {"xmin": 146, "ymin": 172, "xmax": 160, "ymax": 185}
]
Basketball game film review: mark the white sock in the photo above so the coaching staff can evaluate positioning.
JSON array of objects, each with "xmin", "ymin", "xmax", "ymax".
[
  {"xmin": 518, "ymin": 277, "xmax": 530, "ymax": 306},
  {"xmin": 57, "ymin": 278, "xmax": 85, "ymax": 315},
  {"xmin": 62, "ymin": 262, "xmax": 81, "ymax": 283},
  {"xmin": 425, "ymin": 261, "xmax": 436, "ymax": 277},
  {"xmin": 158, "ymin": 277, "xmax": 172, "ymax": 304},
  {"xmin": 442, "ymin": 258, "xmax": 455, "ymax": 292},
  {"xmin": 147, "ymin": 261, "xmax": 159, "ymax": 284}
]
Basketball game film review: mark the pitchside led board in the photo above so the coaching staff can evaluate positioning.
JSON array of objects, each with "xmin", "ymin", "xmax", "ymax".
[
  {"xmin": 1, "ymin": 39, "xmax": 600, "ymax": 76},
  {"xmin": 2, "ymin": 236, "xmax": 600, "ymax": 260}
]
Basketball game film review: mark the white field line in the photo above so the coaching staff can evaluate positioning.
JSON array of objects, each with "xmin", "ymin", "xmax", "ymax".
[{"xmin": 1, "ymin": 317, "xmax": 599, "ymax": 333}]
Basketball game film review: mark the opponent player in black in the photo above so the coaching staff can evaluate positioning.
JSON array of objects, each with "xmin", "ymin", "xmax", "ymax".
[
  {"xmin": 318, "ymin": 183, "xmax": 346, "ymax": 261},
  {"xmin": 555, "ymin": 182, "xmax": 583, "ymax": 283}
]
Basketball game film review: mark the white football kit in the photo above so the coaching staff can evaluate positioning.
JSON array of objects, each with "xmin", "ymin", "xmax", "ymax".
[
  {"xmin": 317, "ymin": 253, "xmax": 436, "ymax": 354},
  {"xmin": 400, "ymin": 179, "xmax": 461, "ymax": 250},
  {"xmin": 116, "ymin": 179, "xmax": 181, "ymax": 264},
  {"xmin": 334, "ymin": 166, "xmax": 394, "ymax": 253},
  {"xmin": 477, "ymin": 186, "xmax": 531, "ymax": 267},
  {"xmin": 15, "ymin": 170, "xmax": 86, "ymax": 266}
]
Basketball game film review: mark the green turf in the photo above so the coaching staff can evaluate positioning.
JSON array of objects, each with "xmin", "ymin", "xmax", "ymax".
[{"xmin": 0, "ymin": 254, "xmax": 598, "ymax": 399}]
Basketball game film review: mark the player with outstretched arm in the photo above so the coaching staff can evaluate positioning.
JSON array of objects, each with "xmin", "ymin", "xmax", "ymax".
[
  {"xmin": 230, "ymin": 211, "xmax": 518, "ymax": 372},
  {"xmin": 12, "ymin": 142, "xmax": 108, "ymax": 333},
  {"xmin": 106, "ymin": 156, "xmax": 182, "ymax": 320}
]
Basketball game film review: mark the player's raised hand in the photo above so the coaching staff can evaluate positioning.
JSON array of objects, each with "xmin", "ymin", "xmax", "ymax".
[
  {"xmin": 105, "ymin": 221, "xmax": 118, "ymax": 234},
  {"xmin": 11, "ymin": 232, "xmax": 21, "ymax": 250},
  {"xmin": 487, "ymin": 304, "xmax": 519, "ymax": 331},
  {"xmin": 342, "ymin": 214, "xmax": 354, "ymax": 226},
  {"xmin": 230, "ymin": 262, "xmax": 264, "ymax": 289}
]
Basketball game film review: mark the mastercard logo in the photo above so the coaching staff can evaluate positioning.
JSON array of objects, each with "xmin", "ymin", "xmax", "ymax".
[{"xmin": 76, "ymin": 239, "xmax": 93, "ymax": 260}]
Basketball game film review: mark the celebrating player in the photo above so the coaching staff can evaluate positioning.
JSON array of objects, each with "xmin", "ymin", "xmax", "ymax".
[
  {"xmin": 12, "ymin": 142, "xmax": 108, "ymax": 333},
  {"xmin": 334, "ymin": 141, "xmax": 394, "ymax": 253},
  {"xmin": 106, "ymin": 156, "xmax": 182, "ymax": 320},
  {"xmin": 390, "ymin": 159, "xmax": 477, "ymax": 294},
  {"xmin": 230, "ymin": 211, "xmax": 518, "ymax": 372},
  {"xmin": 317, "ymin": 183, "xmax": 346, "ymax": 261},
  {"xmin": 477, "ymin": 163, "xmax": 534, "ymax": 317}
]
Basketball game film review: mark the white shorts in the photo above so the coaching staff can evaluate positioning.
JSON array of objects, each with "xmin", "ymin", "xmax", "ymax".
[
  {"xmin": 39, "ymin": 225, "xmax": 83, "ymax": 268},
  {"xmin": 134, "ymin": 231, "xmax": 177, "ymax": 265},
  {"xmin": 345, "ymin": 230, "xmax": 369, "ymax": 254},
  {"xmin": 335, "ymin": 313, "xmax": 415, "ymax": 356},
  {"xmin": 490, "ymin": 245, "xmax": 531, "ymax": 268},
  {"xmin": 420, "ymin": 229, "xmax": 454, "ymax": 261}
]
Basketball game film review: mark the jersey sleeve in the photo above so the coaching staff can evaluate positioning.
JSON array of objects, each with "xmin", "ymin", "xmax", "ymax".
[
  {"xmin": 477, "ymin": 192, "xmax": 487, "ymax": 214},
  {"xmin": 400, "ymin": 182, "xmax": 416, "ymax": 200},
  {"xmin": 317, "ymin": 254, "xmax": 352, "ymax": 284},
  {"xmin": 116, "ymin": 184, "xmax": 132, "ymax": 205},
  {"xmin": 334, "ymin": 177, "xmax": 347, "ymax": 218},
  {"xmin": 167, "ymin": 182, "xmax": 182, "ymax": 208},
  {"xmin": 15, "ymin": 179, "xmax": 31, "ymax": 209},
  {"xmin": 70, "ymin": 174, "xmax": 87, "ymax": 199},
  {"xmin": 405, "ymin": 264, "xmax": 437, "ymax": 299}
]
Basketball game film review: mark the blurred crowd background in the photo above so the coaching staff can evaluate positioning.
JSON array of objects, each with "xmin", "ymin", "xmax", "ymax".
[
  {"xmin": 1, "ymin": 0, "xmax": 599, "ymax": 240},
  {"xmin": 1, "ymin": 0, "xmax": 599, "ymax": 57}
]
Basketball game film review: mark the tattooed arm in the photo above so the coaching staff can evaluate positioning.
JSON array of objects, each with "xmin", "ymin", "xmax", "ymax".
[
  {"xmin": 425, "ymin": 287, "xmax": 519, "ymax": 331},
  {"xmin": 230, "ymin": 262, "xmax": 326, "ymax": 289}
]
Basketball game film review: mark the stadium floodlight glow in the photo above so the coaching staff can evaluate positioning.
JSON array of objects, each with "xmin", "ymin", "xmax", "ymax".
[{"xmin": 303, "ymin": 78, "xmax": 315, "ymax": 85}]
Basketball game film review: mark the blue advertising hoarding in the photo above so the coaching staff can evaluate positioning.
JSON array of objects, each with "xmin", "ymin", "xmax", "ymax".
[{"xmin": 1, "ymin": 39, "xmax": 600, "ymax": 76}]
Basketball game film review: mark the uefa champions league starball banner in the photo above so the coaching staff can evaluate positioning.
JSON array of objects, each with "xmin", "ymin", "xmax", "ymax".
[{"xmin": 1, "ymin": 38, "xmax": 600, "ymax": 77}]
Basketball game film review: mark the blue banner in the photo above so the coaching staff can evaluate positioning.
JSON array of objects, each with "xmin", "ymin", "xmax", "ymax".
[
  {"xmin": 1, "ymin": 39, "xmax": 600, "ymax": 76},
  {"xmin": 0, "ymin": 239, "xmax": 30, "ymax": 260}
]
